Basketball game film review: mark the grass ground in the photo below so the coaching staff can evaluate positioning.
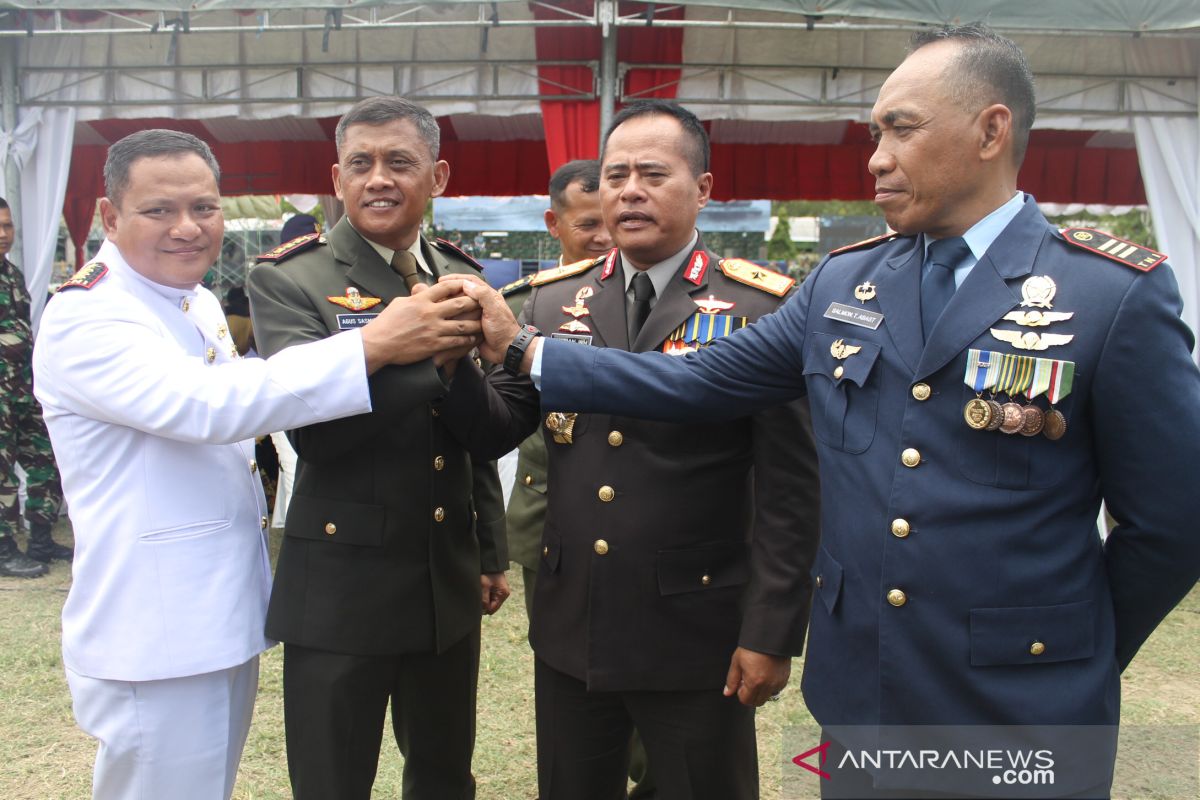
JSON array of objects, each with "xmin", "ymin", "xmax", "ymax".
[{"xmin": 0, "ymin": 520, "xmax": 1196, "ymax": 799}]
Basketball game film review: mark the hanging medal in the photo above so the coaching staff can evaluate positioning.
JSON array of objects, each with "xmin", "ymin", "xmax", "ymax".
[
  {"xmin": 962, "ymin": 349, "xmax": 1000, "ymax": 430},
  {"xmin": 1042, "ymin": 359, "xmax": 1075, "ymax": 441}
]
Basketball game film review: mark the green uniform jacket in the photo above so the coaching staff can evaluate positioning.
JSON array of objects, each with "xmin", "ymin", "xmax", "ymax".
[
  {"xmin": 502, "ymin": 277, "xmax": 547, "ymax": 572},
  {"xmin": 247, "ymin": 218, "xmax": 536, "ymax": 655}
]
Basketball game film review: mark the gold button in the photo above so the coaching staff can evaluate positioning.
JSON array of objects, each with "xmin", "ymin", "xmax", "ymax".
[
  {"xmin": 833, "ymin": 365, "xmax": 844, "ymax": 380},
  {"xmin": 1030, "ymin": 641, "xmax": 1046, "ymax": 656},
  {"xmin": 434, "ymin": 507, "xmax": 445, "ymax": 522},
  {"xmin": 205, "ymin": 346, "xmax": 216, "ymax": 363},
  {"xmin": 598, "ymin": 485, "xmax": 615, "ymax": 502},
  {"xmin": 912, "ymin": 383, "xmax": 932, "ymax": 401},
  {"xmin": 815, "ymin": 575, "xmax": 824, "ymax": 589},
  {"xmin": 324, "ymin": 522, "xmax": 336, "ymax": 535},
  {"xmin": 542, "ymin": 546, "xmax": 549, "ymax": 557},
  {"xmin": 701, "ymin": 574, "xmax": 712, "ymax": 586},
  {"xmin": 217, "ymin": 324, "xmax": 227, "ymax": 339},
  {"xmin": 594, "ymin": 539, "xmax": 609, "ymax": 555},
  {"xmin": 891, "ymin": 518, "xmax": 910, "ymax": 538},
  {"xmin": 524, "ymin": 474, "xmax": 533, "ymax": 486},
  {"xmin": 473, "ymin": 357, "xmax": 482, "ymax": 367},
  {"xmin": 249, "ymin": 460, "xmax": 258, "ymax": 474},
  {"xmin": 181, "ymin": 298, "xmax": 190, "ymax": 313},
  {"xmin": 887, "ymin": 588, "xmax": 907, "ymax": 607},
  {"xmin": 260, "ymin": 516, "xmax": 268, "ymax": 530},
  {"xmin": 472, "ymin": 511, "xmax": 478, "ymax": 521},
  {"xmin": 431, "ymin": 407, "xmax": 440, "ymax": 417},
  {"xmin": 607, "ymin": 431, "xmax": 624, "ymax": 447},
  {"xmin": 901, "ymin": 448, "xmax": 921, "ymax": 468},
  {"xmin": 433, "ymin": 456, "xmax": 445, "ymax": 471}
]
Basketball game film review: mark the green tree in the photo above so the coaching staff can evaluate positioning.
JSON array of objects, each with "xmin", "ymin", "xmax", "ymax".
[{"xmin": 768, "ymin": 211, "xmax": 799, "ymax": 262}]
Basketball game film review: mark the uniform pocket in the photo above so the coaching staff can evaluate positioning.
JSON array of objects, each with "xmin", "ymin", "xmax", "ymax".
[
  {"xmin": 657, "ymin": 541, "xmax": 749, "ymax": 596},
  {"xmin": 802, "ymin": 332, "xmax": 882, "ymax": 454},
  {"xmin": 284, "ymin": 494, "xmax": 385, "ymax": 547},
  {"xmin": 970, "ymin": 600, "xmax": 1095, "ymax": 666},
  {"xmin": 955, "ymin": 384, "xmax": 1074, "ymax": 490},
  {"xmin": 812, "ymin": 545, "xmax": 844, "ymax": 614}
]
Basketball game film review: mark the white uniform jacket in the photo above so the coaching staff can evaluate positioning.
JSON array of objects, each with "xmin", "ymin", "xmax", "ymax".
[{"xmin": 34, "ymin": 240, "xmax": 372, "ymax": 682}]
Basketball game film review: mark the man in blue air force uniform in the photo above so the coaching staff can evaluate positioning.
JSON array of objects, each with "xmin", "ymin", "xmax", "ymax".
[{"xmin": 465, "ymin": 24, "xmax": 1200, "ymax": 799}]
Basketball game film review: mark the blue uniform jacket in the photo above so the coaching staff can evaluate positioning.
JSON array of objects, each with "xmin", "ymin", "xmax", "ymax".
[{"xmin": 540, "ymin": 197, "xmax": 1200, "ymax": 728}]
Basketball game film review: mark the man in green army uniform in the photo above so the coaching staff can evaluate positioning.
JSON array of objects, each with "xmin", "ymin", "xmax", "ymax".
[
  {"xmin": 502, "ymin": 160, "xmax": 612, "ymax": 615},
  {"xmin": 0, "ymin": 197, "xmax": 70, "ymax": 578}
]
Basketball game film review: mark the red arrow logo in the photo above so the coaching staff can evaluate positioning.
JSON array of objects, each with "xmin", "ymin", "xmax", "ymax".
[{"xmin": 792, "ymin": 741, "xmax": 832, "ymax": 779}]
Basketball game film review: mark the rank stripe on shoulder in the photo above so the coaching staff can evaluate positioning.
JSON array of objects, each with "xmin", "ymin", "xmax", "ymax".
[
  {"xmin": 828, "ymin": 232, "xmax": 901, "ymax": 255},
  {"xmin": 1061, "ymin": 227, "xmax": 1165, "ymax": 272},
  {"xmin": 717, "ymin": 258, "xmax": 795, "ymax": 297},
  {"xmin": 500, "ymin": 274, "xmax": 535, "ymax": 296},
  {"xmin": 58, "ymin": 261, "xmax": 108, "ymax": 291},
  {"xmin": 256, "ymin": 232, "xmax": 323, "ymax": 263},
  {"xmin": 530, "ymin": 255, "xmax": 604, "ymax": 287},
  {"xmin": 433, "ymin": 237, "xmax": 485, "ymax": 271}
]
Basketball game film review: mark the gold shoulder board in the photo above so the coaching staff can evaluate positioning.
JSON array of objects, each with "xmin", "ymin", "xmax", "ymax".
[
  {"xmin": 57, "ymin": 261, "xmax": 108, "ymax": 291},
  {"xmin": 718, "ymin": 258, "xmax": 795, "ymax": 297},
  {"xmin": 530, "ymin": 255, "xmax": 604, "ymax": 287},
  {"xmin": 255, "ymin": 232, "xmax": 324, "ymax": 264},
  {"xmin": 1061, "ymin": 228, "xmax": 1165, "ymax": 272},
  {"xmin": 500, "ymin": 274, "xmax": 535, "ymax": 297},
  {"xmin": 828, "ymin": 232, "xmax": 901, "ymax": 255}
]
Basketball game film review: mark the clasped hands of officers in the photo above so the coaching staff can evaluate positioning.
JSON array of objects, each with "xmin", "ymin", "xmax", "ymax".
[{"xmin": 358, "ymin": 278, "xmax": 485, "ymax": 375}]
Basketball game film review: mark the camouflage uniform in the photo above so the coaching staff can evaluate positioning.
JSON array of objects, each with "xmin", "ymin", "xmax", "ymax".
[{"xmin": 0, "ymin": 257, "xmax": 63, "ymax": 538}]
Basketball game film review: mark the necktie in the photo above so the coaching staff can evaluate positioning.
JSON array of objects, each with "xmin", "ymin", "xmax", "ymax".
[
  {"xmin": 391, "ymin": 250, "xmax": 422, "ymax": 292},
  {"xmin": 920, "ymin": 236, "xmax": 970, "ymax": 342},
  {"xmin": 628, "ymin": 271, "xmax": 655, "ymax": 342}
]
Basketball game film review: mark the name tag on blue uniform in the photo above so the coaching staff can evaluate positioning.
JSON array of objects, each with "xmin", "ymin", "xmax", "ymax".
[
  {"xmin": 824, "ymin": 302, "xmax": 883, "ymax": 330},
  {"xmin": 337, "ymin": 313, "xmax": 379, "ymax": 329},
  {"xmin": 550, "ymin": 333, "xmax": 593, "ymax": 346}
]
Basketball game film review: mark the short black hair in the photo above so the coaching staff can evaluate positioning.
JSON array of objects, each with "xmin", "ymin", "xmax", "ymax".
[
  {"xmin": 336, "ymin": 96, "xmax": 440, "ymax": 160},
  {"xmin": 104, "ymin": 129, "xmax": 221, "ymax": 207},
  {"xmin": 910, "ymin": 22, "xmax": 1036, "ymax": 164},
  {"xmin": 0, "ymin": 197, "xmax": 8, "ymax": 211},
  {"xmin": 548, "ymin": 160, "xmax": 600, "ymax": 210},
  {"xmin": 601, "ymin": 100, "xmax": 709, "ymax": 176}
]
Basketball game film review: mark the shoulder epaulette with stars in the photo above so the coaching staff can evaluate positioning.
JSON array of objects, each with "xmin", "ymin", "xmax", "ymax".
[
  {"xmin": 432, "ymin": 238, "xmax": 485, "ymax": 271},
  {"xmin": 57, "ymin": 261, "xmax": 108, "ymax": 291},
  {"xmin": 256, "ymin": 232, "xmax": 324, "ymax": 264},
  {"xmin": 529, "ymin": 255, "xmax": 604, "ymax": 287},
  {"xmin": 500, "ymin": 274, "xmax": 535, "ymax": 297},
  {"xmin": 1061, "ymin": 227, "xmax": 1166, "ymax": 272},
  {"xmin": 717, "ymin": 258, "xmax": 795, "ymax": 297},
  {"xmin": 828, "ymin": 232, "xmax": 901, "ymax": 256}
]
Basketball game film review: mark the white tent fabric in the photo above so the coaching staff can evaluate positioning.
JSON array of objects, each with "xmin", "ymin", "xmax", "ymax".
[
  {"xmin": 1130, "ymin": 84, "xmax": 1200, "ymax": 355},
  {"xmin": 0, "ymin": 37, "xmax": 79, "ymax": 330}
]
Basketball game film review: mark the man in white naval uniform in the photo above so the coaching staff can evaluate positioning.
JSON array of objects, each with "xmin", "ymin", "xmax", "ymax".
[{"xmin": 32, "ymin": 129, "xmax": 482, "ymax": 800}]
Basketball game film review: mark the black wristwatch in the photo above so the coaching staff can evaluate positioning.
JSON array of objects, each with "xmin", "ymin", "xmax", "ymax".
[{"xmin": 504, "ymin": 325, "xmax": 542, "ymax": 376}]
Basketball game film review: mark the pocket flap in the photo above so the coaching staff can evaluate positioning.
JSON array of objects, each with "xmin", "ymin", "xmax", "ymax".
[
  {"xmin": 970, "ymin": 600, "xmax": 1095, "ymax": 666},
  {"xmin": 812, "ymin": 546, "xmax": 844, "ymax": 614},
  {"xmin": 284, "ymin": 494, "xmax": 385, "ymax": 547},
  {"xmin": 803, "ymin": 332, "xmax": 882, "ymax": 388},
  {"xmin": 541, "ymin": 534, "xmax": 561, "ymax": 573},
  {"xmin": 657, "ymin": 541, "xmax": 749, "ymax": 596}
]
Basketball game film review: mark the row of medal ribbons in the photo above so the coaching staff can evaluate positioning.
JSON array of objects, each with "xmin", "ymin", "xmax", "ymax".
[{"xmin": 962, "ymin": 348, "xmax": 1074, "ymax": 440}]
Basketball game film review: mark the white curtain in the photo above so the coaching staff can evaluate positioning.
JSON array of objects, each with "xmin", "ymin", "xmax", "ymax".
[
  {"xmin": 1129, "ymin": 80, "xmax": 1200, "ymax": 359},
  {"xmin": 0, "ymin": 37, "xmax": 80, "ymax": 330}
]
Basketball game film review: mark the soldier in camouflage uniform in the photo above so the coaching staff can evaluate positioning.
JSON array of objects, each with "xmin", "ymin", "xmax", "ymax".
[{"xmin": 0, "ymin": 197, "xmax": 69, "ymax": 577}]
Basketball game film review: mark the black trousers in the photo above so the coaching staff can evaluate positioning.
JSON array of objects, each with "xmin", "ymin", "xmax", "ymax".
[
  {"xmin": 282, "ymin": 631, "xmax": 480, "ymax": 800},
  {"xmin": 535, "ymin": 657, "xmax": 757, "ymax": 800}
]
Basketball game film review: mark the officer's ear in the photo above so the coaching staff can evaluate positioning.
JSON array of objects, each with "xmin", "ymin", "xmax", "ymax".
[
  {"xmin": 430, "ymin": 160, "xmax": 450, "ymax": 199},
  {"xmin": 544, "ymin": 208, "xmax": 561, "ymax": 240},
  {"xmin": 99, "ymin": 198, "xmax": 120, "ymax": 237},
  {"xmin": 977, "ymin": 103, "xmax": 1012, "ymax": 164}
]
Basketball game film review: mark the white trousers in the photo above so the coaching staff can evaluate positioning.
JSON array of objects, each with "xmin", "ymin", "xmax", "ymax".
[{"xmin": 66, "ymin": 656, "xmax": 259, "ymax": 800}]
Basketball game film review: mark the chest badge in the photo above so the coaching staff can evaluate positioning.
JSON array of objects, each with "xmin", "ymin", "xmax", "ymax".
[
  {"xmin": 561, "ymin": 286, "xmax": 594, "ymax": 319},
  {"xmin": 1003, "ymin": 309, "xmax": 1074, "ymax": 327},
  {"xmin": 328, "ymin": 287, "xmax": 382, "ymax": 312},
  {"xmin": 854, "ymin": 281, "xmax": 877, "ymax": 303},
  {"xmin": 830, "ymin": 338, "xmax": 863, "ymax": 360},
  {"xmin": 1020, "ymin": 275, "xmax": 1057, "ymax": 309},
  {"xmin": 990, "ymin": 328, "xmax": 1074, "ymax": 351},
  {"xmin": 694, "ymin": 295, "xmax": 735, "ymax": 314}
]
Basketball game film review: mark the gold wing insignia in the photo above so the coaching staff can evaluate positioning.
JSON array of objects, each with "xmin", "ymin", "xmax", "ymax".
[
  {"xmin": 830, "ymin": 338, "xmax": 863, "ymax": 359},
  {"xmin": 990, "ymin": 328, "xmax": 1075, "ymax": 351},
  {"xmin": 1002, "ymin": 310, "xmax": 1074, "ymax": 327}
]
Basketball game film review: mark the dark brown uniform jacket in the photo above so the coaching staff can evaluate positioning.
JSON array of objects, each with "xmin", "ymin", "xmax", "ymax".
[
  {"xmin": 522, "ymin": 239, "xmax": 821, "ymax": 691},
  {"xmin": 247, "ymin": 217, "xmax": 537, "ymax": 655}
]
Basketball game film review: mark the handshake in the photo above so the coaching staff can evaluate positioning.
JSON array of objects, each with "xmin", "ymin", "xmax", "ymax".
[{"xmin": 357, "ymin": 275, "xmax": 524, "ymax": 375}]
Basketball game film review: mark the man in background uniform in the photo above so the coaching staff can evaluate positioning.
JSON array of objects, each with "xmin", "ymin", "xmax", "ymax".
[
  {"xmin": 470, "ymin": 26, "xmax": 1200, "ymax": 799},
  {"xmin": 248, "ymin": 95, "xmax": 536, "ymax": 800},
  {"xmin": 0, "ymin": 196, "xmax": 67, "ymax": 577},
  {"xmin": 497, "ymin": 100, "xmax": 820, "ymax": 800},
  {"xmin": 501, "ymin": 159, "xmax": 612, "ymax": 616}
]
